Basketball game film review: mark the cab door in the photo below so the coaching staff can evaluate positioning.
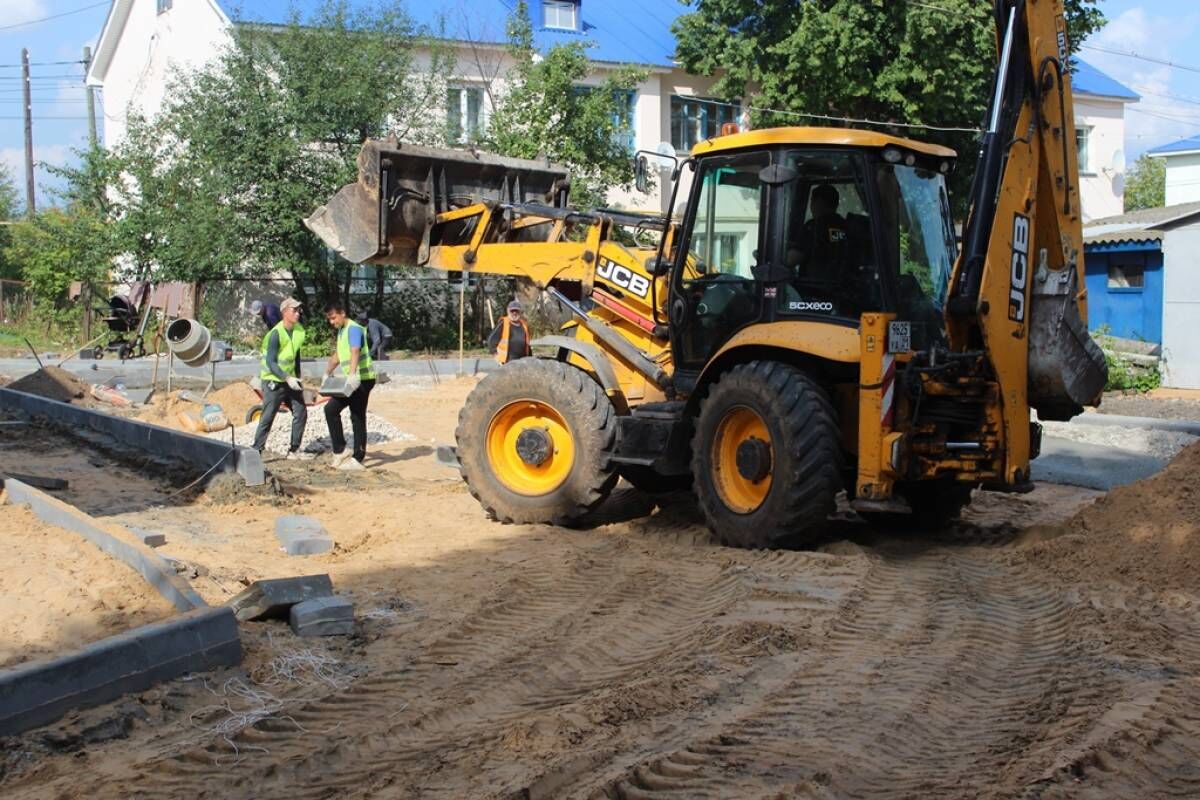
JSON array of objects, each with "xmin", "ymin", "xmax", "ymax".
[{"xmin": 669, "ymin": 151, "xmax": 770, "ymax": 372}]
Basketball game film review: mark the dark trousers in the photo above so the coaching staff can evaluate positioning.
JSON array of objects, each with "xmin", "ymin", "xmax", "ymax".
[
  {"xmin": 253, "ymin": 379, "xmax": 307, "ymax": 453},
  {"xmin": 325, "ymin": 379, "xmax": 375, "ymax": 462}
]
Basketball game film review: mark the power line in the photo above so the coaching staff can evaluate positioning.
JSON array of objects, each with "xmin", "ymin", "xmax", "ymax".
[
  {"xmin": 0, "ymin": 1, "xmax": 110, "ymax": 33},
  {"xmin": 0, "ymin": 60, "xmax": 86, "ymax": 69},
  {"xmin": 0, "ymin": 115, "xmax": 90, "ymax": 120},
  {"xmin": 1081, "ymin": 44, "xmax": 1200, "ymax": 76}
]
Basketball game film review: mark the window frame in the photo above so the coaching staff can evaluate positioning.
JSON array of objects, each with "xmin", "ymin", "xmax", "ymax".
[
  {"xmin": 446, "ymin": 85, "xmax": 487, "ymax": 144},
  {"xmin": 1107, "ymin": 253, "xmax": 1146, "ymax": 292},
  {"xmin": 157, "ymin": 0, "xmax": 173, "ymax": 13},
  {"xmin": 543, "ymin": 0, "xmax": 579, "ymax": 31},
  {"xmin": 670, "ymin": 95, "xmax": 740, "ymax": 153},
  {"xmin": 1076, "ymin": 125, "xmax": 1094, "ymax": 175}
]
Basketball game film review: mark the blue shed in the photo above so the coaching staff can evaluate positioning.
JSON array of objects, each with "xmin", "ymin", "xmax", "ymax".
[{"xmin": 1083, "ymin": 202, "xmax": 1200, "ymax": 346}]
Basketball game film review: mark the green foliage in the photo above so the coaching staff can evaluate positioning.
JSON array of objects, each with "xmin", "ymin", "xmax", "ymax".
[
  {"xmin": 1124, "ymin": 154, "xmax": 1166, "ymax": 212},
  {"xmin": 1094, "ymin": 327, "xmax": 1163, "ymax": 393},
  {"xmin": 486, "ymin": 1, "xmax": 645, "ymax": 205},
  {"xmin": 673, "ymin": 0, "xmax": 1106, "ymax": 212},
  {"xmin": 0, "ymin": 161, "xmax": 18, "ymax": 280},
  {"xmin": 3, "ymin": 208, "xmax": 114, "ymax": 331}
]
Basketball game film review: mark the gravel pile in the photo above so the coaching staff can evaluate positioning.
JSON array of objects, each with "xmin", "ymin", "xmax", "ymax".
[
  {"xmin": 209, "ymin": 408, "xmax": 413, "ymax": 455},
  {"xmin": 1039, "ymin": 419, "xmax": 1198, "ymax": 461}
]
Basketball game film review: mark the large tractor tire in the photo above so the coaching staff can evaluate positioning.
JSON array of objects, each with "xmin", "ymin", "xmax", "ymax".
[
  {"xmin": 692, "ymin": 361, "xmax": 843, "ymax": 549},
  {"xmin": 456, "ymin": 359, "xmax": 618, "ymax": 525}
]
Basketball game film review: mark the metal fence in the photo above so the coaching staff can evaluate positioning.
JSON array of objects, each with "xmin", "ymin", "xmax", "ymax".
[{"xmin": 0, "ymin": 280, "xmax": 32, "ymax": 325}]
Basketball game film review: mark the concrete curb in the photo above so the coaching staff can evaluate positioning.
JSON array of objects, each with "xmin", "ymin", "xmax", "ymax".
[
  {"xmin": 0, "ymin": 607, "xmax": 242, "ymax": 736},
  {"xmin": 2, "ymin": 478, "xmax": 207, "ymax": 612},
  {"xmin": 1074, "ymin": 412, "xmax": 1200, "ymax": 437},
  {"xmin": 0, "ymin": 387, "xmax": 264, "ymax": 486}
]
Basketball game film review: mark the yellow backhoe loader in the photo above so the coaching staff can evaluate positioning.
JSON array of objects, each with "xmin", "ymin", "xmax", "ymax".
[{"xmin": 306, "ymin": 0, "xmax": 1106, "ymax": 548}]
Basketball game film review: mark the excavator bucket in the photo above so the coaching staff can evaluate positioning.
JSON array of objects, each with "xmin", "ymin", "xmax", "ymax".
[
  {"xmin": 1027, "ymin": 265, "xmax": 1108, "ymax": 421},
  {"xmin": 305, "ymin": 140, "xmax": 570, "ymax": 265}
]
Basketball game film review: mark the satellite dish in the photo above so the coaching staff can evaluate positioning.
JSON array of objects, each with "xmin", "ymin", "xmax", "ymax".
[{"xmin": 1109, "ymin": 148, "xmax": 1126, "ymax": 174}]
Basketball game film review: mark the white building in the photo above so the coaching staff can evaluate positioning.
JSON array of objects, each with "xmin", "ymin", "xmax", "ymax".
[
  {"xmin": 1071, "ymin": 60, "xmax": 1140, "ymax": 221},
  {"xmin": 1147, "ymin": 134, "xmax": 1200, "ymax": 207},
  {"xmin": 87, "ymin": 3, "xmax": 1135, "ymax": 221}
]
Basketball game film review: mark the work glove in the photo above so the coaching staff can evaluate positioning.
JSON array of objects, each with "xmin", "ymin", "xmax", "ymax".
[
  {"xmin": 286, "ymin": 377, "xmax": 303, "ymax": 391},
  {"xmin": 344, "ymin": 373, "xmax": 362, "ymax": 393}
]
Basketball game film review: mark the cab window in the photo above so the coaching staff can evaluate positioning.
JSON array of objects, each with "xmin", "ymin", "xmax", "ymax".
[{"xmin": 777, "ymin": 151, "xmax": 879, "ymax": 320}]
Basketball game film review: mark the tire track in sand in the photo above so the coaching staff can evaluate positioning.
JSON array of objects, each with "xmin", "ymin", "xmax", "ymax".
[
  {"xmin": 589, "ymin": 542, "xmax": 1117, "ymax": 799},
  {"xmin": 117, "ymin": 539, "xmax": 746, "ymax": 799}
]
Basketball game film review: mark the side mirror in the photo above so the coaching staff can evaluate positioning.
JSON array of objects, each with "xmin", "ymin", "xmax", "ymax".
[
  {"xmin": 644, "ymin": 256, "xmax": 671, "ymax": 276},
  {"xmin": 634, "ymin": 155, "xmax": 649, "ymax": 194}
]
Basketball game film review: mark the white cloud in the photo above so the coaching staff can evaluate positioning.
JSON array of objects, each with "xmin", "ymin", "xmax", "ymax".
[
  {"xmin": 6, "ymin": 0, "xmax": 49, "ymax": 27},
  {"xmin": 0, "ymin": 144, "xmax": 76, "ymax": 206},
  {"xmin": 1083, "ymin": 8, "xmax": 1200, "ymax": 157}
]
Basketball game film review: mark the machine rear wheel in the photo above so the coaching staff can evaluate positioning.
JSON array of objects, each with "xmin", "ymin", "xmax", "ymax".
[
  {"xmin": 692, "ymin": 361, "xmax": 843, "ymax": 549},
  {"xmin": 456, "ymin": 359, "xmax": 618, "ymax": 525}
]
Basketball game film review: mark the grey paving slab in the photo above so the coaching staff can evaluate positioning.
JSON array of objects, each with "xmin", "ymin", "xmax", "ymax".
[
  {"xmin": 0, "ymin": 607, "xmax": 242, "ymax": 737},
  {"xmin": 274, "ymin": 515, "xmax": 334, "ymax": 556},
  {"xmin": 289, "ymin": 596, "xmax": 355, "ymax": 637},
  {"xmin": 1072, "ymin": 412, "xmax": 1200, "ymax": 436},
  {"xmin": 226, "ymin": 574, "xmax": 334, "ymax": 621},
  {"xmin": 1032, "ymin": 436, "xmax": 1167, "ymax": 491}
]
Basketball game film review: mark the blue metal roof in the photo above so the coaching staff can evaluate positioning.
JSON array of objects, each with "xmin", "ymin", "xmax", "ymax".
[
  {"xmin": 216, "ymin": 0, "xmax": 687, "ymax": 67},
  {"xmin": 1072, "ymin": 58, "xmax": 1139, "ymax": 100},
  {"xmin": 1148, "ymin": 134, "xmax": 1200, "ymax": 156}
]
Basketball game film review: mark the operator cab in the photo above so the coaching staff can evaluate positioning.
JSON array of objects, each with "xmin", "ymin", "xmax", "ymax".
[{"xmin": 653, "ymin": 127, "xmax": 957, "ymax": 376}]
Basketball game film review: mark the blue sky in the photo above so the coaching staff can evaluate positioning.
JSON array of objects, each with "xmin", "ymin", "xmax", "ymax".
[{"xmin": 2, "ymin": 1, "xmax": 1200, "ymax": 208}]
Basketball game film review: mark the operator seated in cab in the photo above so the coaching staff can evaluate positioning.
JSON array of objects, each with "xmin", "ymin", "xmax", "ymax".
[
  {"xmin": 783, "ymin": 183, "xmax": 865, "ymax": 315},
  {"xmin": 798, "ymin": 183, "xmax": 850, "ymax": 275}
]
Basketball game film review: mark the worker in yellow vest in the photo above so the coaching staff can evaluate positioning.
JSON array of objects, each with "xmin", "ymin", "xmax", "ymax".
[
  {"xmin": 252, "ymin": 297, "xmax": 310, "ymax": 459},
  {"xmin": 322, "ymin": 300, "xmax": 377, "ymax": 471},
  {"xmin": 486, "ymin": 299, "xmax": 532, "ymax": 364}
]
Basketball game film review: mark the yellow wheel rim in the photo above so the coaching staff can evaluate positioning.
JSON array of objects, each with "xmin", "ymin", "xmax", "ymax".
[
  {"xmin": 486, "ymin": 400, "xmax": 576, "ymax": 496},
  {"xmin": 712, "ymin": 406, "xmax": 772, "ymax": 514}
]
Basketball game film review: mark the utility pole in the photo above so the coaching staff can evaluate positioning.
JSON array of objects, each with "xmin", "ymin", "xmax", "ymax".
[
  {"xmin": 21, "ymin": 48, "xmax": 35, "ymax": 216},
  {"xmin": 83, "ymin": 46, "xmax": 98, "ymax": 149}
]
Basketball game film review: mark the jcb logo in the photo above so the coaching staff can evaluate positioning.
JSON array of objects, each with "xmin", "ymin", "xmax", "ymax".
[
  {"xmin": 596, "ymin": 258, "xmax": 651, "ymax": 299},
  {"xmin": 1009, "ymin": 213, "xmax": 1029, "ymax": 323}
]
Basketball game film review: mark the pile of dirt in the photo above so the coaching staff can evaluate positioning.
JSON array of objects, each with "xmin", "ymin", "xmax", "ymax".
[
  {"xmin": 1020, "ymin": 440, "xmax": 1200, "ymax": 594},
  {"xmin": 136, "ymin": 383, "xmax": 259, "ymax": 432},
  {"xmin": 5, "ymin": 366, "xmax": 89, "ymax": 403}
]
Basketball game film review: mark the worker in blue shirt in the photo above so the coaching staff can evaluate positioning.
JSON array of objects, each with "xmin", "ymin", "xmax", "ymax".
[
  {"xmin": 322, "ymin": 301, "xmax": 377, "ymax": 470},
  {"xmin": 250, "ymin": 299, "xmax": 283, "ymax": 329}
]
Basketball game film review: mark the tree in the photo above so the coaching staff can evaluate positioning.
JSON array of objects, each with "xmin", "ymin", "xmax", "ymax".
[
  {"xmin": 673, "ymin": 0, "xmax": 1106, "ymax": 209},
  {"xmin": 0, "ymin": 162, "xmax": 18, "ymax": 280},
  {"xmin": 4, "ymin": 208, "xmax": 113, "ymax": 328},
  {"xmin": 486, "ymin": 1, "xmax": 645, "ymax": 206},
  {"xmin": 1124, "ymin": 153, "xmax": 1165, "ymax": 212},
  {"xmin": 99, "ymin": 1, "xmax": 453, "ymax": 311}
]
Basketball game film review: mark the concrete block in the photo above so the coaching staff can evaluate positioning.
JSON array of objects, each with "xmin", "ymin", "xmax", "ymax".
[
  {"xmin": 140, "ymin": 532, "xmax": 167, "ymax": 548},
  {"xmin": 1, "ymin": 472, "xmax": 68, "ymax": 491},
  {"xmin": 226, "ymin": 574, "xmax": 333, "ymax": 621},
  {"xmin": 275, "ymin": 515, "xmax": 334, "ymax": 556},
  {"xmin": 289, "ymin": 596, "xmax": 355, "ymax": 637},
  {"xmin": 0, "ymin": 386, "xmax": 264, "ymax": 486},
  {"xmin": 0, "ymin": 606, "xmax": 241, "ymax": 737}
]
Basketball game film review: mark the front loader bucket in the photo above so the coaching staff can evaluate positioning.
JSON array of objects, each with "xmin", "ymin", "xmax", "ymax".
[
  {"xmin": 1028, "ymin": 266, "xmax": 1108, "ymax": 421},
  {"xmin": 305, "ymin": 139, "xmax": 570, "ymax": 265}
]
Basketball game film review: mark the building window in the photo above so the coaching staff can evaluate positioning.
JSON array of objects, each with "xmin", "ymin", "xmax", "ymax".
[
  {"xmin": 544, "ymin": 0, "xmax": 579, "ymax": 30},
  {"xmin": 1076, "ymin": 125, "xmax": 1093, "ymax": 174},
  {"xmin": 671, "ymin": 96, "xmax": 738, "ymax": 152},
  {"xmin": 447, "ymin": 86, "xmax": 485, "ymax": 144},
  {"xmin": 1108, "ymin": 254, "xmax": 1145, "ymax": 289},
  {"xmin": 573, "ymin": 86, "xmax": 636, "ymax": 152},
  {"xmin": 157, "ymin": 0, "xmax": 172, "ymax": 13}
]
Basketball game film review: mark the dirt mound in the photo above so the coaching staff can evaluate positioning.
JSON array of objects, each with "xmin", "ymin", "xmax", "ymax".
[
  {"xmin": 137, "ymin": 383, "xmax": 259, "ymax": 431},
  {"xmin": 1021, "ymin": 440, "xmax": 1200, "ymax": 594},
  {"xmin": 6, "ymin": 366, "xmax": 89, "ymax": 403}
]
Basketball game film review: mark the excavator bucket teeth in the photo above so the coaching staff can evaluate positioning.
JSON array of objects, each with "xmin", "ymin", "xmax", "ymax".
[
  {"xmin": 1028, "ymin": 267, "xmax": 1108, "ymax": 421},
  {"xmin": 305, "ymin": 140, "xmax": 570, "ymax": 265}
]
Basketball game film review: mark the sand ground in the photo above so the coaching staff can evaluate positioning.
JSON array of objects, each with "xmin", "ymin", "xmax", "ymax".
[{"xmin": 0, "ymin": 377, "xmax": 1198, "ymax": 798}]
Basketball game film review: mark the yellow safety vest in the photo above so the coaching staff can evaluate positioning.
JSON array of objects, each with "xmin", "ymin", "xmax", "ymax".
[
  {"xmin": 495, "ymin": 316, "xmax": 531, "ymax": 364},
  {"xmin": 260, "ymin": 322, "xmax": 305, "ymax": 382},
  {"xmin": 337, "ymin": 320, "xmax": 376, "ymax": 380}
]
